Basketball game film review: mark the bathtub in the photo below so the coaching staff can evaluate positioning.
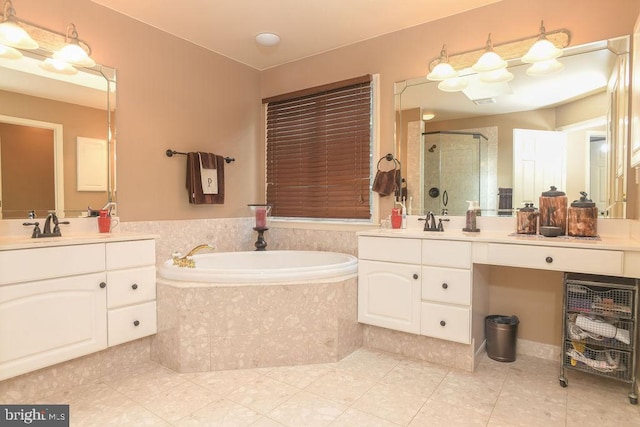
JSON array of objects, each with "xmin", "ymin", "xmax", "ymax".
[
  {"xmin": 157, "ymin": 250, "xmax": 358, "ymax": 284},
  {"xmin": 153, "ymin": 250, "xmax": 362, "ymax": 372}
]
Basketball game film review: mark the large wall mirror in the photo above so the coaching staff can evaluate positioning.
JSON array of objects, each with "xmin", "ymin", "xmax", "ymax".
[
  {"xmin": 0, "ymin": 45, "xmax": 115, "ymax": 220},
  {"xmin": 395, "ymin": 36, "xmax": 630, "ymax": 218}
]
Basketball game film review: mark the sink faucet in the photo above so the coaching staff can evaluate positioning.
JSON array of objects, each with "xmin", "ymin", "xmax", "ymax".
[
  {"xmin": 26, "ymin": 212, "xmax": 70, "ymax": 238},
  {"xmin": 419, "ymin": 211, "xmax": 449, "ymax": 232}
]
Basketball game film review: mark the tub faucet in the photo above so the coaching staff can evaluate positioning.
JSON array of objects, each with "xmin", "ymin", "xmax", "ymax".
[{"xmin": 172, "ymin": 244, "xmax": 214, "ymax": 268}]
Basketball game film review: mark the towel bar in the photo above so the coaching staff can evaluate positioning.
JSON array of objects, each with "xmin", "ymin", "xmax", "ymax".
[{"xmin": 166, "ymin": 149, "xmax": 235, "ymax": 164}]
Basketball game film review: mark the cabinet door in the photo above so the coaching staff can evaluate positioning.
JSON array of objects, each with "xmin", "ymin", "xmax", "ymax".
[
  {"xmin": 358, "ymin": 260, "xmax": 421, "ymax": 334},
  {"xmin": 0, "ymin": 273, "xmax": 107, "ymax": 381}
]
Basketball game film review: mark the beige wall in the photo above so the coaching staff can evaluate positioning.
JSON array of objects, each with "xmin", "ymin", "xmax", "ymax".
[
  {"xmin": 261, "ymin": 0, "xmax": 640, "ymax": 220},
  {"xmin": 15, "ymin": 0, "xmax": 262, "ymax": 222},
  {"xmin": 13, "ymin": 0, "xmax": 639, "ymax": 222},
  {"xmin": 1, "ymin": 90, "xmax": 109, "ymax": 215}
]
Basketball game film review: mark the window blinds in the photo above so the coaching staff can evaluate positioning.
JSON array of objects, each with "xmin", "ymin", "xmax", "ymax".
[{"xmin": 264, "ymin": 75, "xmax": 372, "ymax": 220}]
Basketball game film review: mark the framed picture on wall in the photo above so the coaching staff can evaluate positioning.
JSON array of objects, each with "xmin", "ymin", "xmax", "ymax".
[{"xmin": 631, "ymin": 14, "xmax": 640, "ymax": 167}]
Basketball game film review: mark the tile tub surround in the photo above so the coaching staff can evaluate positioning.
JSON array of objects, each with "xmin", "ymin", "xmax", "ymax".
[
  {"xmin": 151, "ymin": 276, "xmax": 362, "ymax": 372},
  {"xmin": 119, "ymin": 217, "xmax": 360, "ymax": 265}
]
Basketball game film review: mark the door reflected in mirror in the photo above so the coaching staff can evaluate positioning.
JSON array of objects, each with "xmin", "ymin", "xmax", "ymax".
[
  {"xmin": 0, "ymin": 50, "xmax": 115, "ymax": 220},
  {"xmin": 395, "ymin": 36, "xmax": 629, "ymax": 218}
]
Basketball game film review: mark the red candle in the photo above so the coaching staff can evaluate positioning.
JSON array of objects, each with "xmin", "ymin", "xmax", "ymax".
[{"xmin": 256, "ymin": 208, "xmax": 267, "ymax": 228}]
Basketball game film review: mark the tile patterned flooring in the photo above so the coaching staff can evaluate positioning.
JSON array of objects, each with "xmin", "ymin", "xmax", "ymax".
[{"xmin": 34, "ymin": 348, "xmax": 640, "ymax": 426}]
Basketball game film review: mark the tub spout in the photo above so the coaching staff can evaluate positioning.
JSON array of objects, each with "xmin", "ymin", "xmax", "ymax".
[{"xmin": 173, "ymin": 244, "xmax": 214, "ymax": 268}]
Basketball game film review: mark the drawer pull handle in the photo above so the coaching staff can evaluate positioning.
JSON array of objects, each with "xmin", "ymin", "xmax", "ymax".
[
  {"xmin": 413, "ymin": 274, "xmax": 419, "ymax": 280},
  {"xmin": 132, "ymin": 284, "xmax": 138, "ymax": 290},
  {"xmin": 440, "ymin": 320, "xmax": 446, "ymax": 327},
  {"xmin": 99, "ymin": 282, "xmax": 106, "ymax": 289},
  {"xmin": 133, "ymin": 320, "xmax": 140, "ymax": 327},
  {"xmin": 545, "ymin": 256, "xmax": 553, "ymax": 264},
  {"xmin": 442, "ymin": 283, "xmax": 448, "ymax": 289}
]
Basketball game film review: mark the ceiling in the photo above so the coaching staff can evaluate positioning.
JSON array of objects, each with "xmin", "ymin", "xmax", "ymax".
[{"xmin": 89, "ymin": 0, "xmax": 503, "ymax": 70}]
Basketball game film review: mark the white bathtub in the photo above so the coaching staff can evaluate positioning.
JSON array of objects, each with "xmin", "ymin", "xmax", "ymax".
[{"xmin": 157, "ymin": 250, "xmax": 358, "ymax": 284}]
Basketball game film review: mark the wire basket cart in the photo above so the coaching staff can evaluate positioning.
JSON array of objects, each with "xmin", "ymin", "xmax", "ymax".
[{"xmin": 559, "ymin": 273, "xmax": 638, "ymax": 404}]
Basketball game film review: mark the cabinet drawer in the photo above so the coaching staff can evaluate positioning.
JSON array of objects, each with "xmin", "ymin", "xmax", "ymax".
[
  {"xmin": 358, "ymin": 236, "xmax": 421, "ymax": 264},
  {"xmin": 0, "ymin": 244, "xmax": 105, "ymax": 285},
  {"xmin": 420, "ymin": 302, "xmax": 470, "ymax": 344},
  {"xmin": 421, "ymin": 240, "xmax": 471, "ymax": 268},
  {"xmin": 106, "ymin": 266, "xmax": 156, "ymax": 308},
  {"xmin": 106, "ymin": 240, "xmax": 156, "ymax": 270},
  {"xmin": 108, "ymin": 301, "xmax": 157, "ymax": 347},
  {"xmin": 421, "ymin": 266, "xmax": 471, "ymax": 305},
  {"xmin": 487, "ymin": 244, "xmax": 623, "ymax": 276}
]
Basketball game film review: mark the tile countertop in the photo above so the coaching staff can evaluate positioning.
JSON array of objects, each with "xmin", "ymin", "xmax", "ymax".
[{"xmin": 357, "ymin": 216, "xmax": 640, "ymax": 252}]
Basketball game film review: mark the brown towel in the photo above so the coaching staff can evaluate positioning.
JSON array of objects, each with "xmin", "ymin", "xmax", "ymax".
[
  {"xmin": 186, "ymin": 152, "xmax": 225, "ymax": 204},
  {"xmin": 372, "ymin": 169, "xmax": 400, "ymax": 197}
]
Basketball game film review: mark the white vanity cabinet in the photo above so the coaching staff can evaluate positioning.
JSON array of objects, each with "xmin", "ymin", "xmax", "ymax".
[
  {"xmin": 358, "ymin": 237, "xmax": 422, "ymax": 333},
  {"xmin": 0, "ymin": 237, "xmax": 156, "ymax": 381},
  {"xmin": 420, "ymin": 240, "xmax": 473, "ymax": 344},
  {"xmin": 0, "ymin": 244, "xmax": 108, "ymax": 381},
  {"xmin": 105, "ymin": 240, "xmax": 157, "ymax": 347}
]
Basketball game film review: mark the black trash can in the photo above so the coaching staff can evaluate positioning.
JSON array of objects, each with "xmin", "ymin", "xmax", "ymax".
[{"xmin": 485, "ymin": 315, "xmax": 519, "ymax": 362}]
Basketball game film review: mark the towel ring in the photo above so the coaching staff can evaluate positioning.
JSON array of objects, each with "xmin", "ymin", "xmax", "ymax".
[{"xmin": 376, "ymin": 153, "xmax": 399, "ymax": 171}]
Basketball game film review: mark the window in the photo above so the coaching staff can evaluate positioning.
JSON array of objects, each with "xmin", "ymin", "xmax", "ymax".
[{"xmin": 263, "ymin": 75, "xmax": 373, "ymax": 220}]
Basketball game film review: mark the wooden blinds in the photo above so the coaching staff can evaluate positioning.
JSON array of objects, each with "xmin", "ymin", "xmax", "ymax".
[{"xmin": 264, "ymin": 75, "xmax": 372, "ymax": 220}]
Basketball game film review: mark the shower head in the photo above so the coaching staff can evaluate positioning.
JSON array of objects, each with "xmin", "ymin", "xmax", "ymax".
[{"xmin": 428, "ymin": 144, "xmax": 437, "ymax": 153}]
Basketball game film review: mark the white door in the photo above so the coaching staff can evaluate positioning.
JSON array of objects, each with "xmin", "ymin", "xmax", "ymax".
[
  {"xmin": 588, "ymin": 132, "xmax": 608, "ymax": 215},
  {"xmin": 513, "ymin": 129, "xmax": 567, "ymax": 208}
]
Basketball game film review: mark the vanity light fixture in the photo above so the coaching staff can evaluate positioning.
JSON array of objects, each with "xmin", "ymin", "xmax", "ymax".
[
  {"xmin": 39, "ymin": 57, "xmax": 78, "ymax": 75},
  {"xmin": 52, "ymin": 23, "xmax": 95, "ymax": 68},
  {"xmin": 522, "ymin": 21, "xmax": 563, "ymax": 63},
  {"xmin": 0, "ymin": 43, "xmax": 20, "ymax": 59},
  {"xmin": 472, "ymin": 34, "xmax": 507, "ymax": 73},
  {"xmin": 427, "ymin": 45, "xmax": 458, "ymax": 81},
  {"xmin": 0, "ymin": 0, "xmax": 37, "ymax": 52},
  {"xmin": 427, "ymin": 21, "xmax": 570, "ymax": 93}
]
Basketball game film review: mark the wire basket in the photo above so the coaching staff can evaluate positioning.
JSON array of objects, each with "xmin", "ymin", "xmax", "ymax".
[
  {"xmin": 566, "ymin": 283, "xmax": 634, "ymax": 319},
  {"xmin": 564, "ymin": 341, "xmax": 631, "ymax": 381},
  {"xmin": 566, "ymin": 313, "xmax": 634, "ymax": 351}
]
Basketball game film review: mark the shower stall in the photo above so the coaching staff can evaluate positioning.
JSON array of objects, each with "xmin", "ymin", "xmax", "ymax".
[{"xmin": 422, "ymin": 130, "xmax": 492, "ymax": 216}]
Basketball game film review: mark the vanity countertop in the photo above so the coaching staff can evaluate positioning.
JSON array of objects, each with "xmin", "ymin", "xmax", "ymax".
[
  {"xmin": 358, "ymin": 216, "xmax": 640, "ymax": 252},
  {"xmin": 0, "ymin": 232, "xmax": 158, "ymax": 251}
]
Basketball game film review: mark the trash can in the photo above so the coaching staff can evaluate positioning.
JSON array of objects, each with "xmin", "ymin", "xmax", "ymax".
[{"xmin": 485, "ymin": 315, "xmax": 519, "ymax": 362}]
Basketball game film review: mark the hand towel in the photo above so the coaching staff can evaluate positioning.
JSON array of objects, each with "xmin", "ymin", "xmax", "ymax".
[
  {"xmin": 372, "ymin": 169, "xmax": 400, "ymax": 196},
  {"xmin": 199, "ymin": 153, "xmax": 218, "ymax": 194},
  {"xmin": 186, "ymin": 152, "xmax": 225, "ymax": 204}
]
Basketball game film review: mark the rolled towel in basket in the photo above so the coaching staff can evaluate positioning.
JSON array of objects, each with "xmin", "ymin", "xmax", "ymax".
[{"xmin": 576, "ymin": 314, "xmax": 630, "ymax": 344}]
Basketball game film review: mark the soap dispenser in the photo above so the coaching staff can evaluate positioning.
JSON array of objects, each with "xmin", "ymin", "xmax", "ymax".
[{"xmin": 463, "ymin": 201, "xmax": 480, "ymax": 232}]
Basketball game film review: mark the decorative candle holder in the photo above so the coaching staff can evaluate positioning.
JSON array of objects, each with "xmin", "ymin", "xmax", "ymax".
[{"xmin": 248, "ymin": 204, "xmax": 272, "ymax": 251}]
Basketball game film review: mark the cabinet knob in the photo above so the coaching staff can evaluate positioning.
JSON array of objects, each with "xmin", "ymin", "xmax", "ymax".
[
  {"xmin": 442, "ymin": 283, "xmax": 448, "ymax": 289},
  {"xmin": 545, "ymin": 256, "xmax": 553, "ymax": 264},
  {"xmin": 133, "ymin": 320, "xmax": 140, "ymax": 327},
  {"xmin": 99, "ymin": 282, "xmax": 106, "ymax": 288},
  {"xmin": 440, "ymin": 320, "xmax": 446, "ymax": 327},
  {"xmin": 413, "ymin": 273, "xmax": 419, "ymax": 280},
  {"xmin": 132, "ymin": 284, "xmax": 138, "ymax": 290}
]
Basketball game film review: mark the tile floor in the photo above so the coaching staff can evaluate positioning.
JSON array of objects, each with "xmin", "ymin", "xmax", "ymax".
[{"xmin": 34, "ymin": 348, "xmax": 640, "ymax": 426}]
